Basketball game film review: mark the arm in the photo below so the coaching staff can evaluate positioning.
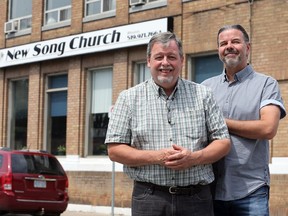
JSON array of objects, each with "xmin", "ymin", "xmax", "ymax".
[
  {"xmin": 164, "ymin": 139, "xmax": 231, "ymax": 170},
  {"xmin": 226, "ymin": 105, "xmax": 281, "ymax": 140},
  {"xmin": 107, "ymin": 143, "xmax": 179, "ymax": 167},
  {"xmin": 161, "ymin": 86, "xmax": 230, "ymax": 170}
]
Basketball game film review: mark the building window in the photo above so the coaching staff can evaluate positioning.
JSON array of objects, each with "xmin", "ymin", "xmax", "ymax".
[
  {"xmin": 134, "ymin": 62, "xmax": 150, "ymax": 85},
  {"xmin": 129, "ymin": 0, "xmax": 167, "ymax": 12},
  {"xmin": 44, "ymin": 0, "xmax": 71, "ymax": 25},
  {"xmin": 7, "ymin": 0, "xmax": 32, "ymax": 31},
  {"xmin": 8, "ymin": 79, "xmax": 29, "ymax": 150},
  {"xmin": 85, "ymin": 0, "xmax": 116, "ymax": 17},
  {"xmin": 88, "ymin": 68, "xmax": 112, "ymax": 155},
  {"xmin": 45, "ymin": 75, "xmax": 67, "ymax": 155},
  {"xmin": 189, "ymin": 54, "xmax": 223, "ymax": 83}
]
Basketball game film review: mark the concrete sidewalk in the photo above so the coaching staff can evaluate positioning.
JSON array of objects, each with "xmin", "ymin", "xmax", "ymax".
[
  {"xmin": 63, "ymin": 204, "xmax": 131, "ymax": 216},
  {"xmin": 62, "ymin": 211, "xmax": 117, "ymax": 216}
]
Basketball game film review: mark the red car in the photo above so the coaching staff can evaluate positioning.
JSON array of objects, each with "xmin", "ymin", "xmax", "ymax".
[{"xmin": 0, "ymin": 148, "xmax": 69, "ymax": 216}]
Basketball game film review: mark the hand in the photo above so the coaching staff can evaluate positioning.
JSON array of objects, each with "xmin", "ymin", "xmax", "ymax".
[
  {"xmin": 164, "ymin": 144, "xmax": 202, "ymax": 170},
  {"xmin": 156, "ymin": 147, "xmax": 180, "ymax": 166}
]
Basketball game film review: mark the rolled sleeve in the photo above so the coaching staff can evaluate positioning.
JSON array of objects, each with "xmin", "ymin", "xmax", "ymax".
[{"xmin": 105, "ymin": 90, "xmax": 132, "ymax": 144}]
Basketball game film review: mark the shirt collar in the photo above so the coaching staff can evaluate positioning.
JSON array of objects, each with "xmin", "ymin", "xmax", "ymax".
[
  {"xmin": 222, "ymin": 64, "xmax": 254, "ymax": 83},
  {"xmin": 150, "ymin": 77, "xmax": 179, "ymax": 99}
]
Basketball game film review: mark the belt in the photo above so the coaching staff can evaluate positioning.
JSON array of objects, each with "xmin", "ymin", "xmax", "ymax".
[{"xmin": 135, "ymin": 181, "xmax": 203, "ymax": 195}]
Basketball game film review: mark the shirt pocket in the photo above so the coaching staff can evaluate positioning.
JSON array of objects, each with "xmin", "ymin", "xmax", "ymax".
[{"xmin": 175, "ymin": 108, "xmax": 206, "ymax": 140}]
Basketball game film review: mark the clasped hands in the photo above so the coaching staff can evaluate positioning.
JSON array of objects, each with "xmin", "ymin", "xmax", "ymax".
[{"xmin": 157, "ymin": 144, "xmax": 202, "ymax": 170}]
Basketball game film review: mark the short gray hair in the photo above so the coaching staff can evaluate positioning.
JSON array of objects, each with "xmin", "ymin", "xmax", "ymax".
[
  {"xmin": 217, "ymin": 24, "xmax": 250, "ymax": 46},
  {"xmin": 147, "ymin": 32, "xmax": 183, "ymax": 58}
]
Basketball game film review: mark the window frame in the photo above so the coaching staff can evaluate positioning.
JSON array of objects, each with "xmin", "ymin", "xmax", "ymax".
[
  {"xmin": 85, "ymin": 67, "xmax": 113, "ymax": 156},
  {"xmin": 83, "ymin": 0, "xmax": 116, "ymax": 22},
  {"xmin": 129, "ymin": 0, "xmax": 167, "ymax": 13},
  {"xmin": 43, "ymin": 73, "xmax": 68, "ymax": 155},
  {"xmin": 7, "ymin": 78, "xmax": 29, "ymax": 150},
  {"xmin": 6, "ymin": 0, "xmax": 32, "ymax": 35},
  {"xmin": 43, "ymin": 0, "xmax": 71, "ymax": 30},
  {"xmin": 133, "ymin": 61, "xmax": 151, "ymax": 85},
  {"xmin": 188, "ymin": 53, "xmax": 223, "ymax": 83}
]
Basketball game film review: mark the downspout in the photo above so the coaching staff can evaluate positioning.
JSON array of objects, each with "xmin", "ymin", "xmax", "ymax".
[{"xmin": 248, "ymin": 0, "xmax": 254, "ymax": 64}]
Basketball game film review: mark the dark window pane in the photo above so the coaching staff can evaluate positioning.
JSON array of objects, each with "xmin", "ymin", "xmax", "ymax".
[
  {"xmin": 50, "ymin": 91, "xmax": 67, "ymax": 117},
  {"xmin": 11, "ymin": 154, "xmax": 65, "ymax": 175},
  {"xmin": 48, "ymin": 75, "xmax": 67, "ymax": 89},
  {"xmin": 194, "ymin": 55, "xmax": 223, "ymax": 83},
  {"xmin": 0, "ymin": 155, "xmax": 3, "ymax": 168},
  {"xmin": 12, "ymin": 79, "xmax": 28, "ymax": 150},
  {"xmin": 91, "ymin": 113, "xmax": 109, "ymax": 155},
  {"xmin": 50, "ymin": 116, "xmax": 67, "ymax": 155}
]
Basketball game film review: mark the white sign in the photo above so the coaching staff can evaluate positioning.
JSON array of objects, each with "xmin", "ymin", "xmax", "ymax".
[{"xmin": 0, "ymin": 18, "xmax": 168, "ymax": 68}]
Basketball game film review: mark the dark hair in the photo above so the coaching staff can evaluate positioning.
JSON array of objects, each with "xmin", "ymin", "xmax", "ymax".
[
  {"xmin": 147, "ymin": 32, "xmax": 183, "ymax": 58},
  {"xmin": 217, "ymin": 24, "xmax": 250, "ymax": 46}
]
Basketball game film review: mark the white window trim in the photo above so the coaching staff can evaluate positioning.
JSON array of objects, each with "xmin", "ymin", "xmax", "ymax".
[
  {"xmin": 83, "ymin": 0, "xmax": 116, "ymax": 22},
  {"xmin": 6, "ymin": 0, "xmax": 32, "ymax": 37},
  {"xmin": 83, "ymin": 10, "xmax": 116, "ymax": 22},
  {"xmin": 42, "ymin": 20, "xmax": 71, "ymax": 31},
  {"xmin": 42, "ymin": 4, "xmax": 71, "ymax": 31},
  {"xmin": 129, "ymin": 0, "xmax": 167, "ymax": 13},
  {"xmin": 5, "ymin": 15, "xmax": 32, "ymax": 38},
  {"xmin": 7, "ymin": 15, "xmax": 32, "ymax": 30},
  {"xmin": 85, "ymin": 0, "xmax": 115, "ymax": 15},
  {"xmin": 44, "ymin": 5, "xmax": 71, "ymax": 26}
]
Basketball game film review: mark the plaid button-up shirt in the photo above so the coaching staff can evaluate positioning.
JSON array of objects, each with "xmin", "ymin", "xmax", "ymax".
[{"xmin": 105, "ymin": 78, "xmax": 229, "ymax": 186}]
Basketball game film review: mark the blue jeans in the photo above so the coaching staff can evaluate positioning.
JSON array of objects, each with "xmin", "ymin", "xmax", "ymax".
[
  {"xmin": 214, "ymin": 185, "xmax": 270, "ymax": 216},
  {"xmin": 131, "ymin": 181, "xmax": 214, "ymax": 216}
]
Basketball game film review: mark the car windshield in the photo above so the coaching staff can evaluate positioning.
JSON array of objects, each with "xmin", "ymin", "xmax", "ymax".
[{"xmin": 11, "ymin": 153, "xmax": 65, "ymax": 175}]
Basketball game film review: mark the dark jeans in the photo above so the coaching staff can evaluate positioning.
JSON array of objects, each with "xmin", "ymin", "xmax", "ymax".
[
  {"xmin": 214, "ymin": 185, "xmax": 270, "ymax": 216},
  {"xmin": 132, "ymin": 181, "xmax": 214, "ymax": 216}
]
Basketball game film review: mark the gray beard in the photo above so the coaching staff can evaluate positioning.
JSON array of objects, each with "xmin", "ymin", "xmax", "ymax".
[
  {"xmin": 157, "ymin": 76, "xmax": 174, "ymax": 84},
  {"xmin": 223, "ymin": 56, "xmax": 241, "ymax": 68}
]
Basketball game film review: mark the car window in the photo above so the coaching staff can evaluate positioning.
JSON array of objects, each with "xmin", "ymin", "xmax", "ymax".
[
  {"xmin": 0, "ymin": 155, "xmax": 3, "ymax": 169},
  {"xmin": 11, "ymin": 153, "xmax": 65, "ymax": 175},
  {"xmin": 12, "ymin": 154, "xmax": 28, "ymax": 173}
]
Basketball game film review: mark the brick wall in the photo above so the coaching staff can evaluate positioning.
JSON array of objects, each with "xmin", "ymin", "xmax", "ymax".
[
  {"xmin": 67, "ymin": 171, "xmax": 288, "ymax": 215},
  {"xmin": 67, "ymin": 171, "xmax": 133, "ymax": 208},
  {"xmin": 270, "ymin": 175, "xmax": 288, "ymax": 215}
]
